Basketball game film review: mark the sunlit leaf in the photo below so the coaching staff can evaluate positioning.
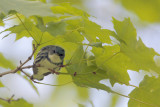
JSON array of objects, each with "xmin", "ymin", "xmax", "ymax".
[
  {"xmin": 51, "ymin": 3, "xmax": 85, "ymax": 16},
  {"xmin": 2, "ymin": 17, "xmax": 35, "ymax": 40},
  {"xmin": 82, "ymin": 19, "xmax": 112, "ymax": 43},
  {"xmin": 113, "ymin": 18, "xmax": 160, "ymax": 74},
  {"xmin": 116, "ymin": 0, "xmax": 160, "ymax": 22},
  {"xmin": 0, "ymin": 99, "xmax": 33, "ymax": 107},
  {"xmin": 128, "ymin": 76, "xmax": 160, "ymax": 107},
  {"xmin": 51, "ymin": 0, "xmax": 83, "ymax": 6},
  {"xmin": 0, "ymin": 81, "xmax": 4, "ymax": 87},
  {"xmin": 110, "ymin": 94, "xmax": 119, "ymax": 107},
  {"xmin": 0, "ymin": 0, "xmax": 53, "ymax": 17},
  {"xmin": 92, "ymin": 45, "xmax": 134, "ymax": 86},
  {"xmin": 63, "ymin": 31, "xmax": 84, "ymax": 43},
  {"xmin": 78, "ymin": 103, "xmax": 85, "ymax": 107},
  {"xmin": 76, "ymin": 87, "xmax": 89, "ymax": 100}
]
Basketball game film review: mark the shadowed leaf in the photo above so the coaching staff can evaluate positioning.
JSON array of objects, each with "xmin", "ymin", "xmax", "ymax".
[{"xmin": 0, "ymin": 0, "xmax": 53, "ymax": 17}]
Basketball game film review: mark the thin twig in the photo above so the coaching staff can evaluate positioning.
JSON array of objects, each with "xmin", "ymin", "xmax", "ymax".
[
  {"xmin": 0, "ymin": 95, "xmax": 19, "ymax": 103},
  {"xmin": 0, "ymin": 44, "xmax": 39, "ymax": 77},
  {"xmin": 112, "ymin": 91, "xmax": 158, "ymax": 107},
  {"xmin": 21, "ymin": 65, "xmax": 33, "ymax": 69},
  {"xmin": 15, "ymin": 13, "xmax": 38, "ymax": 44},
  {"xmin": 21, "ymin": 69, "xmax": 72, "ymax": 86}
]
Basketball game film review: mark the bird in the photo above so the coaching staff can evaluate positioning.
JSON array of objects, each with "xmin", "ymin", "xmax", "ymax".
[{"xmin": 31, "ymin": 45, "xmax": 65, "ymax": 81}]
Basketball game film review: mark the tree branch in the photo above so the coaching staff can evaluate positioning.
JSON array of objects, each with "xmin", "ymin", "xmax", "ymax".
[
  {"xmin": 0, "ymin": 95, "xmax": 19, "ymax": 103},
  {"xmin": 0, "ymin": 44, "xmax": 39, "ymax": 77}
]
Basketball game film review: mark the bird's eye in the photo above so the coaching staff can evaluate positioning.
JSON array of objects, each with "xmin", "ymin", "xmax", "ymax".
[{"xmin": 59, "ymin": 54, "xmax": 63, "ymax": 56}]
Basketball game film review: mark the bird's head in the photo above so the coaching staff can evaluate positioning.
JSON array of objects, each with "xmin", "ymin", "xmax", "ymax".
[{"xmin": 48, "ymin": 46, "xmax": 65, "ymax": 61}]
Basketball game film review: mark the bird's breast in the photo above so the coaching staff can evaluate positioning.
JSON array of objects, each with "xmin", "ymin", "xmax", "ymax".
[{"xmin": 48, "ymin": 54, "xmax": 62, "ymax": 63}]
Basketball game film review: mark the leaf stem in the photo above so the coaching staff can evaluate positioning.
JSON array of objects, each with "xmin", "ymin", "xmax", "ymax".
[
  {"xmin": 112, "ymin": 91, "xmax": 158, "ymax": 107},
  {"xmin": 15, "ymin": 13, "xmax": 38, "ymax": 44},
  {"xmin": 0, "ymin": 44, "xmax": 39, "ymax": 77},
  {"xmin": 0, "ymin": 95, "xmax": 19, "ymax": 103},
  {"xmin": 21, "ymin": 69, "xmax": 73, "ymax": 86}
]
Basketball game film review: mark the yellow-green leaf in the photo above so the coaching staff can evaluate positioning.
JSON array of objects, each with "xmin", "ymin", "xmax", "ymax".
[
  {"xmin": 0, "ymin": 81, "xmax": 4, "ymax": 87},
  {"xmin": 66, "ymin": 46, "xmax": 112, "ymax": 93},
  {"xmin": 82, "ymin": 19, "xmax": 112, "ymax": 44},
  {"xmin": 92, "ymin": 45, "xmax": 134, "ymax": 86},
  {"xmin": 3, "ymin": 17, "xmax": 35, "ymax": 40},
  {"xmin": 116, "ymin": 0, "xmax": 160, "ymax": 22},
  {"xmin": 0, "ymin": 99, "xmax": 33, "ymax": 107},
  {"xmin": 0, "ymin": 53, "xmax": 14, "ymax": 69},
  {"xmin": 128, "ymin": 76, "xmax": 160, "ymax": 107},
  {"xmin": 0, "ymin": 12, "xmax": 5, "ymax": 26},
  {"xmin": 113, "ymin": 18, "xmax": 160, "ymax": 74}
]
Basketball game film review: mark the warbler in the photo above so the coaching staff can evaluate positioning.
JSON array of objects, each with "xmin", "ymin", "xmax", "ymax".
[{"xmin": 31, "ymin": 45, "xmax": 65, "ymax": 81}]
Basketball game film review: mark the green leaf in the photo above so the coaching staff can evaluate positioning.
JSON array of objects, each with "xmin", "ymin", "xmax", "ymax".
[
  {"xmin": 0, "ymin": 99, "xmax": 33, "ymax": 107},
  {"xmin": 92, "ymin": 45, "xmax": 134, "ymax": 86},
  {"xmin": 63, "ymin": 31, "xmax": 84, "ymax": 43},
  {"xmin": 34, "ymin": 16, "xmax": 67, "ymax": 36},
  {"xmin": 0, "ymin": 12, "xmax": 5, "ymax": 20},
  {"xmin": 46, "ymin": 21, "xmax": 66, "ymax": 36},
  {"xmin": 51, "ymin": 3, "xmax": 86, "ymax": 16},
  {"xmin": 0, "ymin": 12, "xmax": 5, "ymax": 26},
  {"xmin": 35, "ymin": 16, "xmax": 46, "ymax": 32},
  {"xmin": 116, "ymin": 0, "xmax": 160, "ymax": 22},
  {"xmin": 82, "ymin": 19, "xmax": 112, "ymax": 44},
  {"xmin": 0, "ymin": 81, "xmax": 4, "ymax": 87},
  {"xmin": 3, "ymin": 18, "xmax": 35, "ymax": 40},
  {"xmin": 76, "ymin": 87, "xmax": 89, "ymax": 100},
  {"xmin": 78, "ymin": 103, "xmax": 85, "ymax": 107},
  {"xmin": 128, "ymin": 76, "xmax": 160, "ymax": 107},
  {"xmin": 66, "ymin": 46, "xmax": 112, "ymax": 93},
  {"xmin": 51, "ymin": 0, "xmax": 83, "ymax": 6},
  {"xmin": 110, "ymin": 94, "xmax": 119, "ymax": 107},
  {"xmin": 0, "ymin": 53, "xmax": 14, "ymax": 69},
  {"xmin": 113, "ymin": 18, "xmax": 160, "ymax": 74},
  {"xmin": 0, "ymin": 0, "xmax": 53, "ymax": 17}
]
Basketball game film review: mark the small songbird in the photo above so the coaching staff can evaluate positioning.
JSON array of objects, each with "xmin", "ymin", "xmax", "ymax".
[{"xmin": 31, "ymin": 45, "xmax": 65, "ymax": 81}]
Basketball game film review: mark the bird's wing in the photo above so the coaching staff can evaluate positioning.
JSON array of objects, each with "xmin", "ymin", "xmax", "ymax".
[{"xmin": 33, "ymin": 47, "xmax": 49, "ymax": 74}]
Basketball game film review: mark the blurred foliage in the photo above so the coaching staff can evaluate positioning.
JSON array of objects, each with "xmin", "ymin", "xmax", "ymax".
[
  {"xmin": 116, "ymin": 0, "xmax": 160, "ymax": 22},
  {"xmin": 0, "ymin": 12, "xmax": 5, "ymax": 26},
  {"xmin": 110, "ymin": 94, "xmax": 119, "ymax": 107},
  {"xmin": 0, "ymin": 0, "xmax": 160, "ymax": 107},
  {"xmin": 0, "ymin": 99, "xmax": 33, "ymax": 107},
  {"xmin": 0, "ymin": 0, "xmax": 53, "ymax": 17},
  {"xmin": 50, "ymin": 0, "xmax": 83, "ymax": 5},
  {"xmin": 0, "ymin": 53, "xmax": 15, "ymax": 69},
  {"xmin": 129, "ymin": 76, "xmax": 160, "ymax": 107},
  {"xmin": 0, "ymin": 81, "xmax": 4, "ymax": 87}
]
